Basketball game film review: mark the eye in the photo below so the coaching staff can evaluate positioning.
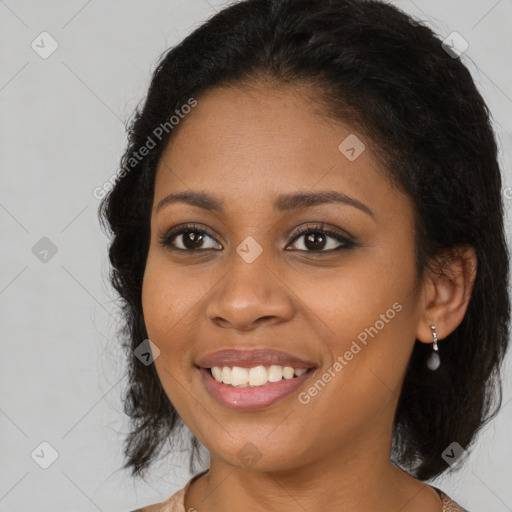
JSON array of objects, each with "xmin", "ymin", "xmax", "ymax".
[
  {"xmin": 286, "ymin": 224, "xmax": 355, "ymax": 253},
  {"xmin": 159, "ymin": 223, "xmax": 222, "ymax": 251},
  {"xmin": 158, "ymin": 222, "xmax": 355, "ymax": 253}
]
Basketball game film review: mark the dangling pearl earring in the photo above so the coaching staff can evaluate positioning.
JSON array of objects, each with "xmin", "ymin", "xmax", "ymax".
[{"xmin": 426, "ymin": 324, "xmax": 440, "ymax": 371}]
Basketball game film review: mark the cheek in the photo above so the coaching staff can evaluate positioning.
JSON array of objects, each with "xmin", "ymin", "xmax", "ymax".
[
  {"xmin": 141, "ymin": 256, "xmax": 195, "ymax": 382},
  {"xmin": 142, "ymin": 266, "xmax": 173, "ymax": 342},
  {"xmin": 141, "ymin": 252, "xmax": 203, "ymax": 339},
  {"xmin": 300, "ymin": 239, "xmax": 419, "ymax": 397},
  {"xmin": 301, "ymin": 249, "xmax": 415, "ymax": 341},
  {"xmin": 141, "ymin": 251, "xmax": 220, "ymax": 393},
  {"xmin": 141, "ymin": 256, "xmax": 198, "ymax": 411}
]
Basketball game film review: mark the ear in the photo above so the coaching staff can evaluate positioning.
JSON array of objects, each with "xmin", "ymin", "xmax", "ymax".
[{"xmin": 416, "ymin": 245, "xmax": 477, "ymax": 343}]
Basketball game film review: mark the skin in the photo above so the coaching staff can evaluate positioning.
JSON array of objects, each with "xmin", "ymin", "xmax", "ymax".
[{"xmin": 141, "ymin": 82, "xmax": 477, "ymax": 512}]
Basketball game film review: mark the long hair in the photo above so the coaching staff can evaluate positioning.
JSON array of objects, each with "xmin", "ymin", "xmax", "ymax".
[{"xmin": 99, "ymin": 0, "xmax": 510, "ymax": 481}]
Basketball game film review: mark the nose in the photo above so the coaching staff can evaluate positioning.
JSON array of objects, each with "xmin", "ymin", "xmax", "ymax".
[{"xmin": 205, "ymin": 251, "xmax": 295, "ymax": 331}]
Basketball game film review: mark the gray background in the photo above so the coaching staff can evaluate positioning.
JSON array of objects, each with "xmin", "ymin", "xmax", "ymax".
[{"xmin": 1, "ymin": 0, "xmax": 511, "ymax": 510}]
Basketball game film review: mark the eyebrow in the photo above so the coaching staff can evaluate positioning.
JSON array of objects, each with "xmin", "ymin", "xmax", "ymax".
[{"xmin": 156, "ymin": 190, "xmax": 374, "ymax": 218}]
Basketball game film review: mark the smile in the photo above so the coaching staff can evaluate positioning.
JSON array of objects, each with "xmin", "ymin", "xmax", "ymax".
[
  {"xmin": 209, "ymin": 364, "xmax": 308, "ymax": 387},
  {"xmin": 198, "ymin": 365, "xmax": 316, "ymax": 410}
]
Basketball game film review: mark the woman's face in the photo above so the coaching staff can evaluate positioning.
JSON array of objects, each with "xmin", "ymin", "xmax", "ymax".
[{"xmin": 142, "ymin": 83, "xmax": 427, "ymax": 472}]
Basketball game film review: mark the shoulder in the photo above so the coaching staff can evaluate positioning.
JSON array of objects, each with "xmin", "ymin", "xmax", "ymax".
[
  {"xmin": 131, "ymin": 476, "xmax": 469, "ymax": 512},
  {"xmin": 129, "ymin": 486, "xmax": 186, "ymax": 512},
  {"xmin": 431, "ymin": 486, "xmax": 470, "ymax": 512},
  {"xmin": 128, "ymin": 469, "xmax": 209, "ymax": 512}
]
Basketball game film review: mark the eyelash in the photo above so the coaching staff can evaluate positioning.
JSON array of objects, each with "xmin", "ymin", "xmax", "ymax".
[{"xmin": 158, "ymin": 223, "xmax": 355, "ymax": 254}]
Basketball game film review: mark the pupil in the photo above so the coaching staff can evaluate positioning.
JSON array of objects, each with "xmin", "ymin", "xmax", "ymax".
[
  {"xmin": 184, "ymin": 231, "xmax": 204, "ymax": 249},
  {"xmin": 305, "ymin": 233, "xmax": 325, "ymax": 250}
]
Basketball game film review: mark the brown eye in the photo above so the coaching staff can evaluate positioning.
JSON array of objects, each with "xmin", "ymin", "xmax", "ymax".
[
  {"xmin": 287, "ymin": 225, "xmax": 354, "ymax": 253},
  {"xmin": 159, "ymin": 225, "xmax": 222, "ymax": 251},
  {"xmin": 159, "ymin": 223, "xmax": 355, "ymax": 254}
]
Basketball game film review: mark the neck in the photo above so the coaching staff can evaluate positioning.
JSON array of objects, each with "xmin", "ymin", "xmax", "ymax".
[{"xmin": 184, "ymin": 428, "xmax": 439, "ymax": 512}]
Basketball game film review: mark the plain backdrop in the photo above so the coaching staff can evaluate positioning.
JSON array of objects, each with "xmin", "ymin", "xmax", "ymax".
[{"xmin": 1, "ymin": 0, "xmax": 511, "ymax": 510}]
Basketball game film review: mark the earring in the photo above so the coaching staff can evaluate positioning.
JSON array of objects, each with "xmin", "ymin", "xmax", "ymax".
[{"xmin": 426, "ymin": 324, "xmax": 441, "ymax": 371}]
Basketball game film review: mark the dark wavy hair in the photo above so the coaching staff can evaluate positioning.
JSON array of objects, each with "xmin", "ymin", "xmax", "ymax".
[{"xmin": 98, "ymin": 0, "xmax": 511, "ymax": 481}]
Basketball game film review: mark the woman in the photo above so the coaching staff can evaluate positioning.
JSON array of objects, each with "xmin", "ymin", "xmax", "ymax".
[{"xmin": 98, "ymin": 0, "xmax": 510, "ymax": 510}]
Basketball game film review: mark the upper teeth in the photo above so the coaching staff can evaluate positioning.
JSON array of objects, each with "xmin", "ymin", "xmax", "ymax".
[{"xmin": 210, "ymin": 365, "xmax": 308, "ymax": 387}]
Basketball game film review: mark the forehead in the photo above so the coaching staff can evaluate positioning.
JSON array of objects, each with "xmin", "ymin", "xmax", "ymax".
[{"xmin": 153, "ymin": 84, "xmax": 411, "ymax": 221}]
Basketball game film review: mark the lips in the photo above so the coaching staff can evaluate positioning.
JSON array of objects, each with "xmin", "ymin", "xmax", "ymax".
[
  {"xmin": 196, "ymin": 348, "xmax": 317, "ymax": 369},
  {"xmin": 198, "ymin": 365, "xmax": 315, "ymax": 410}
]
